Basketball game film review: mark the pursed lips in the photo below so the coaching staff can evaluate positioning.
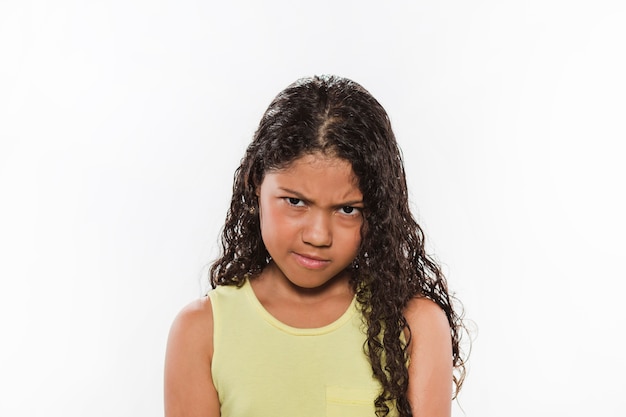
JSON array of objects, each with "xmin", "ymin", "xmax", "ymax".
[{"xmin": 292, "ymin": 252, "xmax": 330, "ymax": 269}]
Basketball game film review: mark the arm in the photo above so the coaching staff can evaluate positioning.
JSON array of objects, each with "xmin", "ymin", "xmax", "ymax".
[
  {"xmin": 404, "ymin": 297, "xmax": 454, "ymax": 417},
  {"xmin": 164, "ymin": 297, "xmax": 220, "ymax": 417}
]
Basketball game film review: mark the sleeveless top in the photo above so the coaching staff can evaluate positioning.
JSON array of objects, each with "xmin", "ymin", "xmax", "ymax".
[{"xmin": 209, "ymin": 279, "xmax": 397, "ymax": 417}]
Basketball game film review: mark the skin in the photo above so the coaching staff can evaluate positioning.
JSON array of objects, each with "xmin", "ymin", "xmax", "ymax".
[
  {"xmin": 251, "ymin": 153, "xmax": 363, "ymax": 327},
  {"xmin": 405, "ymin": 297, "xmax": 454, "ymax": 417},
  {"xmin": 164, "ymin": 152, "xmax": 453, "ymax": 416}
]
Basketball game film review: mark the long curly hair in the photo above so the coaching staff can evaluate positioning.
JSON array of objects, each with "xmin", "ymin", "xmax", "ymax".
[{"xmin": 210, "ymin": 75, "xmax": 467, "ymax": 416}]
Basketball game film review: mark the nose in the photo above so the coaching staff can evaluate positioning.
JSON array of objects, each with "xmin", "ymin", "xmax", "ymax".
[{"xmin": 302, "ymin": 211, "xmax": 332, "ymax": 247}]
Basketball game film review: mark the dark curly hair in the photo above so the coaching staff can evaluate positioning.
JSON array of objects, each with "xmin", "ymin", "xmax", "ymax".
[{"xmin": 210, "ymin": 75, "xmax": 468, "ymax": 416}]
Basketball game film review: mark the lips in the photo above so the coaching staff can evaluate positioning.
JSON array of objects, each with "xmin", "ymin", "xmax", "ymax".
[{"xmin": 292, "ymin": 252, "xmax": 330, "ymax": 269}]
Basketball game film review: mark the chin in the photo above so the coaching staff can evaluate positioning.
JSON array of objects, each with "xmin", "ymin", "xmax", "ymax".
[{"xmin": 288, "ymin": 272, "xmax": 346, "ymax": 290}]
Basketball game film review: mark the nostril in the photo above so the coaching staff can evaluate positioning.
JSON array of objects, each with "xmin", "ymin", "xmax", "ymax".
[{"xmin": 302, "ymin": 219, "xmax": 332, "ymax": 247}]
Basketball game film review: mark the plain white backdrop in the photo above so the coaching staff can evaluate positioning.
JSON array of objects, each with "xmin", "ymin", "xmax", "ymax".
[{"xmin": 1, "ymin": 1, "xmax": 625, "ymax": 416}]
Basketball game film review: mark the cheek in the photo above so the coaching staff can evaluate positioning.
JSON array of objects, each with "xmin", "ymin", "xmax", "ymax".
[
  {"xmin": 259, "ymin": 204, "xmax": 294, "ymax": 246},
  {"xmin": 351, "ymin": 230, "xmax": 363, "ymax": 253},
  {"xmin": 340, "ymin": 223, "xmax": 363, "ymax": 254}
]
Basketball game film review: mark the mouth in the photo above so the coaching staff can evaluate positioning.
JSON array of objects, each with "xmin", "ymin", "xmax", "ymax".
[{"xmin": 292, "ymin": 252, "xmax": 330, "ymax": 269}]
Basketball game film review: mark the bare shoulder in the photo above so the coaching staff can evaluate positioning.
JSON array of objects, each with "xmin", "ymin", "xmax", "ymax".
[
  {"xmin": 404, "ymin": 297, "xmax": 453, "ymax": 416},
  {"xmin": 167, "ymin": 297, "xmax": 214, "ymax": 354},
  {"xmin": 404, "ymin": 296, "xmax": 451, "ymax": 337},
  {"xmin": 164, "ymin": 296, "xmax": 219, "ymax": 417}
]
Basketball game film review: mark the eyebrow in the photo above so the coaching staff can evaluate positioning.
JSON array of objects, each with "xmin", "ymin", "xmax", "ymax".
[{"xmin": 278, "ymin": 187, "xmax": 364, "ymax": 207}]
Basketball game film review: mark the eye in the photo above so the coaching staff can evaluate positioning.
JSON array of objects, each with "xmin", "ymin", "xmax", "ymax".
[
  {"xmin": 339, "ymin": 206, "xmax": 360, "ymax": 216},
  {"xmin": 285, "ymin": 197, "xmax": 305, "ymax": 206}
]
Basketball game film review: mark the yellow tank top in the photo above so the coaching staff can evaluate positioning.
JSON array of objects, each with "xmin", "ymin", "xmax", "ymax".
[{"xmin": 209, "ymin": 279, "xmax": 397, "ymax": 417}]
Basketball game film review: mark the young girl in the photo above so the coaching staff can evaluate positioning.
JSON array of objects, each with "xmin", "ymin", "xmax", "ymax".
[{"xmin": 164, "ymin": 75, "xmax": 467, "ymax": 417}]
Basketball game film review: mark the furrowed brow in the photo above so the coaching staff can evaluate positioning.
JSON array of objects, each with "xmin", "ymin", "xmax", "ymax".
[
  {"xmin": 336, "ymin": 199, "xmax": 364, "ymax": 207},
  {"xmin": 278, "ymin": 187, "xmax": 363, "ymax": 207},
  {"xmin": 278, "ymin": 187, "xmax": 309, "ymax": 201}
]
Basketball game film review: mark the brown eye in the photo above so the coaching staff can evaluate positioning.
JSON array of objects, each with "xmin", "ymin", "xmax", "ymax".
[
  {"xmin": 339, "ymin": 206, "xmax": 359, "ymax": 215},
  {"xmin": 286, "ymin": 197, "xmax": 304, "ymax": 206}
]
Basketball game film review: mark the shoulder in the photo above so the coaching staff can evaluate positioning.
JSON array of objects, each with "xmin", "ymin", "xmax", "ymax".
[
  {"xmin": 170, "ymin": 296, "xmax": 213, "ymax": 335},
  {"xmin": 404, "ymin": 296, "xmax": 450, "ymax": 338},
  {"xmin": 167, "ymin": 297, "xmax": 214, "ymax": 355},
  {"xmin": 403, "ymin": 296, "xmax": 452, "ymax": 360},
  {"xmin": 164, "ymin": 297, "xmax": 220, "ymax": 416},
  {"xmin": 404, "ymin": 297, "xmax": 454, "ymax": 416}
]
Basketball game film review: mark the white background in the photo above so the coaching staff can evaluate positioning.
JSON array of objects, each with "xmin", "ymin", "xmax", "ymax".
[{"xmin": 1, "ymin": 1, "xmax": 625, "ymax": 416}]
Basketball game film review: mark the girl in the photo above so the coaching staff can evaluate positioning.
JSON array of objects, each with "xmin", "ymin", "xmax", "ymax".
[{"xmin": 164, "ymin": 75, "xmax": 467, "ymax": 417}]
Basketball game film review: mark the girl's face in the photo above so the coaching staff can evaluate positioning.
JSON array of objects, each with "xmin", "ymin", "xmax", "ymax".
[{"xmin": 256, "ymin": 152, "xmax": 364, "ymax": 290}]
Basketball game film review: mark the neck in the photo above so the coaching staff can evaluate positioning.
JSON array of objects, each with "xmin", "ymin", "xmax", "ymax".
[{"xmin": 257, "ymin": 262, "xmax": 353, "ymax": 304}]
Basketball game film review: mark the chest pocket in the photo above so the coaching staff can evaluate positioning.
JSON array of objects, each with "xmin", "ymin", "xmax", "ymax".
[{"xmin": 326, "ymin": 385, "xmax": 379, "ymax": 417}]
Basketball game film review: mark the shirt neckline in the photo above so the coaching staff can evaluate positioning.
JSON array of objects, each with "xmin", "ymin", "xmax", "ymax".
[{"xmin": 242, "ymin": 278, "xmax": 358, "ymax": 336}]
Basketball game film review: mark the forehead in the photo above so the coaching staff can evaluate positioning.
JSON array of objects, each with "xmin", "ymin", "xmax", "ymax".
[{"xmin": 261, "ymin": 153, "xmax": 362, "ymax": 199}]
